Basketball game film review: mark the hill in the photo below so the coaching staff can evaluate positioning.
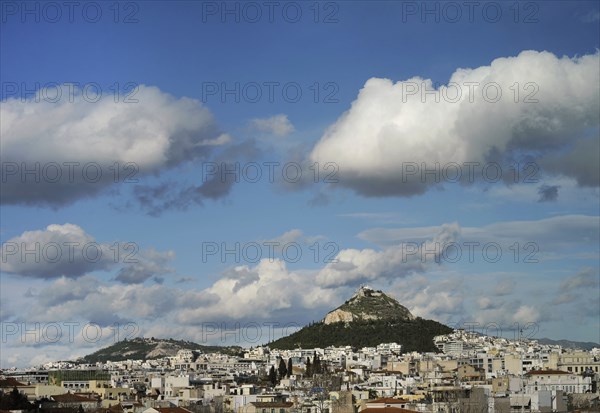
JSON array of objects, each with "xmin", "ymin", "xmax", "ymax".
[
  {"xmin": 536, "ymin": 338, "xmax": 599, "ymax": 351},
  {"xmin": 78, "ymin": 337, "xmax": 242, "ymax": 363},
  {"xmin": 269, "ymin": 286, "xmax": 452, "ymax": 352}
]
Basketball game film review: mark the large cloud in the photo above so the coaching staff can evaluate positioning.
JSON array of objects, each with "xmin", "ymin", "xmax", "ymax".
[
  {"xmin": 316, "ymin": 223, "xmax": 460, "ymax": 287},
  {"xmin": 309, "ymin": 50, "xmax": 599, "ymax": 197},
  {"xmin": 1, "ymin": 224, "xmax": 114, "ymax": 278},
  {"xmin": 177, "ymin": 259, "xmax": 341, "ymax": 323},
  {"xmin": 0, "ymin": 259, "xmax": 342, "ymax": 363},
  {"xmin": 1, "ymin": 223, "xmax": 175, "ymax": 280},
  {"xmin": 5, "ymin": 257, "xmax": 340, "ymax": 328},
  {"xmin": 0, "ymin": 85, "xmax": 229, "ymax": 206}
]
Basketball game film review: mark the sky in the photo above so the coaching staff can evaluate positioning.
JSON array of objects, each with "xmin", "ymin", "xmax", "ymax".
[{"xmin": 0, "ymin": 0, "xmax": 599, "ymax": 368}]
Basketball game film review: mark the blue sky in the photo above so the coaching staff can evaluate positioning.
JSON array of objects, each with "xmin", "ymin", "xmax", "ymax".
[{"xmin": 1, "ymin": 0, "xmax": 599, "ymax": 367}]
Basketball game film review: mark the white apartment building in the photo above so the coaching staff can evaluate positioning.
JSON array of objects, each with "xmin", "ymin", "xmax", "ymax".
[{"xmin": 525, "ymin": 370, "xmax": 592, "ymax": 394}]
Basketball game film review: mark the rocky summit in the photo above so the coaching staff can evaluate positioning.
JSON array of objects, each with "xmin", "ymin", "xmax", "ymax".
[{"xmin": 323, "ymin": 285, "xmax": 415, "ymax": 324}]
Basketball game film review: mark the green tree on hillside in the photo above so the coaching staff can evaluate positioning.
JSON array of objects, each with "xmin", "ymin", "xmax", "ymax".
[
  {"xmin": 314, "ymin": 352, "xmax": 321, "ymax": 374},
  {"xmin": 306, "ymin": 357, "xmax": 313, "ymax": 377},
  {"xmin": 278, "ymin": 358, "xmax": 288, "ymax": 379}
]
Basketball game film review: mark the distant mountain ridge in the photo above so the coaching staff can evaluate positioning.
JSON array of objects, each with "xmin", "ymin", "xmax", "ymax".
[
  {"xmin": 269, "ymin": 286, "xmax": 452, "ymax": 352},
  {"xmin": 78, "ymin": 337, "xmax": 242, "ymax": 363},
  {"xmin": 536, "ymin": 338, "xmax": 599, "ymax": 351}
]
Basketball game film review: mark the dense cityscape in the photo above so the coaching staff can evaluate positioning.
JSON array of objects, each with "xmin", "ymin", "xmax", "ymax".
[
  {"xmin": 2, "ymin": 287, "xmax": 599, "ymax": 412},
  {"xmin": 1, "ymin": 329, "xmax": 599, "ymax": 413}
]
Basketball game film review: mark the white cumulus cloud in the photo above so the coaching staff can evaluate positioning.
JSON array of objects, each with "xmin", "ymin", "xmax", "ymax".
[
  {"xmin": 310, "ymin": 50, "xmax": 599, "ymax": 197},
  {"xmin": 0, "ymin": 84, "xmax": 230, "ymax": 206},
  {"xmin": 249, "ymin": 114, "xmax": 295, "ymax": 137}
]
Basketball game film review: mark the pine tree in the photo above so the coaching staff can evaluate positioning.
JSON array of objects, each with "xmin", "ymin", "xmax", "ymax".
[
  {"xmin": 269, "ymin": 365, "xmax": 277, "ymax": 386},
  {"xmin": 314, "ymin": 352, "xmax": 321, "ymax": 374},
  {"xmin": 306, "ymin": 357, "xmax": 313, "ymax": 377},
  {"xmin": 287, "ymin": 358, "xmax": 293, "ymax": 377},
  {"xmin": 278, "ymin": 358, "xmax": 288, "ymax": 379}
]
